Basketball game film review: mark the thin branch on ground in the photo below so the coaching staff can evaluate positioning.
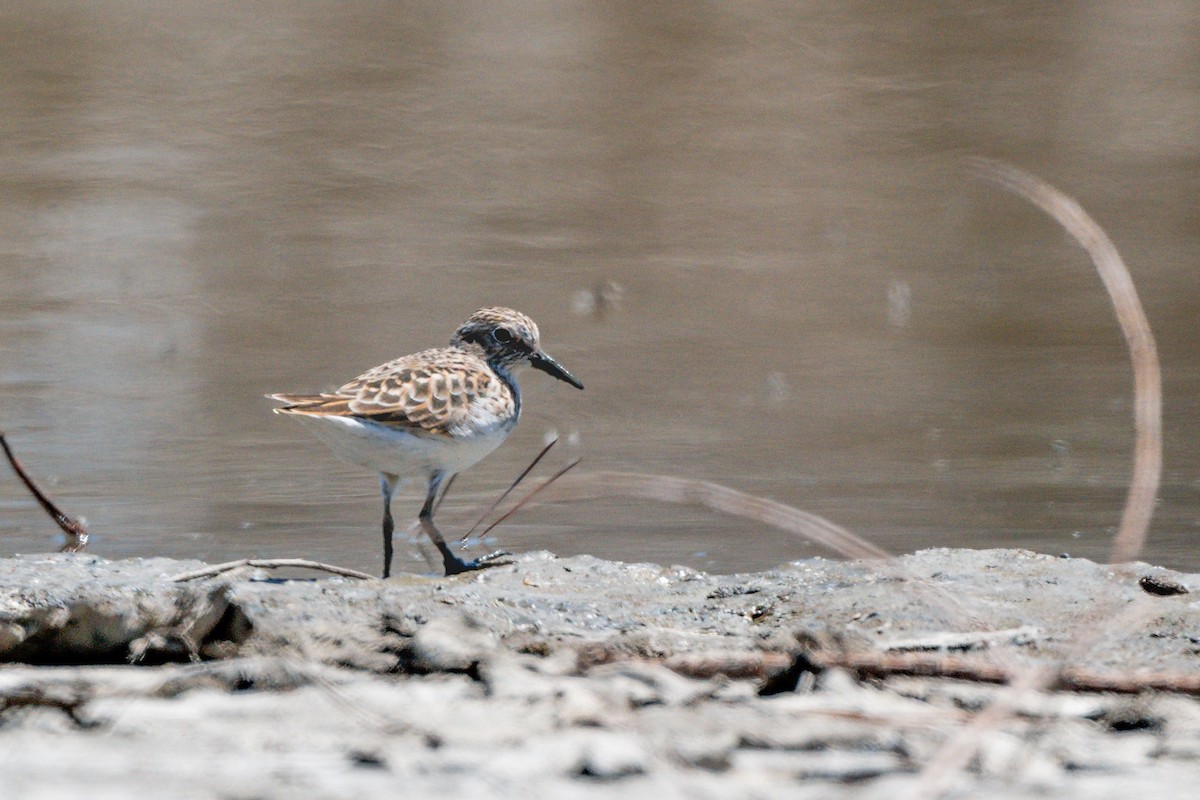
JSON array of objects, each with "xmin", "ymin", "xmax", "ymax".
[
  {"xmin": 0, "ymin": 432, "xmax": 89, "ymax": 553},
  {"xmin": 881, "ymin": 626, "xmax": 1041, "ymax": 653},
  {"xmin": 808, "ymin": 647, "xmax": 1200, "ymax": 696},
  {"xmin": 170, "ymin": 558, "xmax": 375, "ymax": 582},
  {"xmin": 573, "ymin": 640, "xmax": 1200, "ymax": 697},
  {"xmin": 0, "ymin": 687, "xmax": 97, "ymax": 728}
]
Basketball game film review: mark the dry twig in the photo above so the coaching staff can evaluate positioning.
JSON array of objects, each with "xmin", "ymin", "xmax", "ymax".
[
  {"xmin": 170, "ymin": 558, "xmax": 375, "ymax": 582},
  {"xmin": 458, "ymin": 437, "xmax": 560, "ymax": 546},
  {"xmin": 810, "ymin": 648, "xmax": 1200, "ymax": 697},
  {"xmin": 538, "ymin": 470, "xmax": 889, "ymax": 560},
  {"xmin": 474, "ymin": 458, "xmax": 582, "ymax": 540},
  {"xmin": 0, "ymin": 432, "xmax": 89, "ymax": 553},
  {"xmin": 0, "ymin": 686, "xmax": 97, "ymax": 728},
  {"xmin": 573, "ymin": 641, "xmax": 1200, "ymax": 698},
  {"xmin": 970, "ymin": 158, "xmax": 1162, "ymax": 564},
  {"xmin": 901, "ymin": 159, "xmax": 1169, "ymax": 800}
]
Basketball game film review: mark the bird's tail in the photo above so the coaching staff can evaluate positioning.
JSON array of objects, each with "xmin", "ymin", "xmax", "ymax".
[{"xmin": 266, "ymin": 393, "xmax": 354, "ymax": 416}]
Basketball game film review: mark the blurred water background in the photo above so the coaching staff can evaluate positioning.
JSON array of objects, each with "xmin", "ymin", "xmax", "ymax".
[{"xmin": 1, "ymin": 2, "xmax": 1198, "ymax": 575}]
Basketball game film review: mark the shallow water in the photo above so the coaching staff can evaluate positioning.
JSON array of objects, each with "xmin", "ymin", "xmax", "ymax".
[{"xmin": 1, "ymin": 3, "xmax": 1198, "ymax": 576}]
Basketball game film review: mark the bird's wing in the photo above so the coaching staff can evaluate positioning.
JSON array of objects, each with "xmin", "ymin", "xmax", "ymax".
[{"xmin": 271, "ymin": 348, "xmax": 504, "ymax": 436}]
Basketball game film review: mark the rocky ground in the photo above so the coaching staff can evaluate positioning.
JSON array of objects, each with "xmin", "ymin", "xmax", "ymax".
[{"xmin": 0, "ymin": 547, "xmax": 1198, "ymax": 799}]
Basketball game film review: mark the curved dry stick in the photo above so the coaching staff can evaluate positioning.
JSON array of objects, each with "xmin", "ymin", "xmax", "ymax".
[
  {"xmin": 0, "ymin": 432, "xmax": 89, "ymax": 553},
  {"xmin": 537, "ymin": 470, "xmax": 890, "ymax": 560},
  {"xmin": 170, "ymin": 558, "xmax": 375, "ymax": 582},
  {"xmin": 489, "ymin": 469, "xmax": 1000, "ymax": 640},
  {"xmin": 970, "ymin": 158, "xmax": 1162, "ymax": 564},
  {"xmin": 905, "ymin": 160, "xmax": 1166, "ymax": 800}
]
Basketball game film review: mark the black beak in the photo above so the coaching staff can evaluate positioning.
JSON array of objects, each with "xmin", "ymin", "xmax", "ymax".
[{"xmin": 530, "ymin": 351, "xmax": 584, "ymax": 390}]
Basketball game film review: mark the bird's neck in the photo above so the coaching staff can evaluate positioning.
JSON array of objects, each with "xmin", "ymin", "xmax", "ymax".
[{"xmin": 491, "ymin": 361, "xmax": 522, "ymax": 421}]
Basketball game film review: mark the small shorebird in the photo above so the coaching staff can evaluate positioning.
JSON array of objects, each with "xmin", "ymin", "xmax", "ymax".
[{"xmin": 269, "ymin": 307, "xmax": 583, "ymax": 578}]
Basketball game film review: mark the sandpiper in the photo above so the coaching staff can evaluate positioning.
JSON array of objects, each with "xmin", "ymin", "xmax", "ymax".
[{"xmin": 269, "ymin": 307, "xmax": 583, "ymax": 578}]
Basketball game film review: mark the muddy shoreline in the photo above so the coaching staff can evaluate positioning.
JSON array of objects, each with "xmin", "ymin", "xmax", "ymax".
[{"xmin": 1, "ymin": 548, "xmax": 1198, "ymax": 799}]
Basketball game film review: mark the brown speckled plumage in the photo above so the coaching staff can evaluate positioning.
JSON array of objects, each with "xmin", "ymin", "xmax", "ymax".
[{"xmin": 271, "ymin": 347, "xmax": 512, "ymax": 437}]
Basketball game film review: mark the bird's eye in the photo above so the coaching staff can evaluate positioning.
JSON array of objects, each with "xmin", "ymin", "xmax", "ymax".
[{"xmin": 492, "ymin": 327, "xmax": 514, "ymax": 344}]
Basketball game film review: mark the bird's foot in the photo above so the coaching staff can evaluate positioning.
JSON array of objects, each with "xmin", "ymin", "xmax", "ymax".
[{"xmin": 442, "ymin": 549, "xmax": 513, "ymax": 576}]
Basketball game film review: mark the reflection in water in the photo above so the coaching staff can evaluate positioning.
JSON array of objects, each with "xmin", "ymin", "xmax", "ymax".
[{"xmin": 0, "ymin": 4, "xmax": 1198, "ymax": 574}]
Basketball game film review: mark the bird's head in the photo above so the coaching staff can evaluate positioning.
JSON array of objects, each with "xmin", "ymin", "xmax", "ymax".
[{"xmin": 452, "ymin": 307, "xmax": 584, "ymax": 390}]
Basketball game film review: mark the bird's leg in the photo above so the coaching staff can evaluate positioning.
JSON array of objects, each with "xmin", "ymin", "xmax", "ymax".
[
  {"xmin": 380, "ymin": 473, "xmax": 399, "ymax": 579},
  {"xmin": 419, "ymin": 472, "xmax": 511, "ymax": 576}
]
